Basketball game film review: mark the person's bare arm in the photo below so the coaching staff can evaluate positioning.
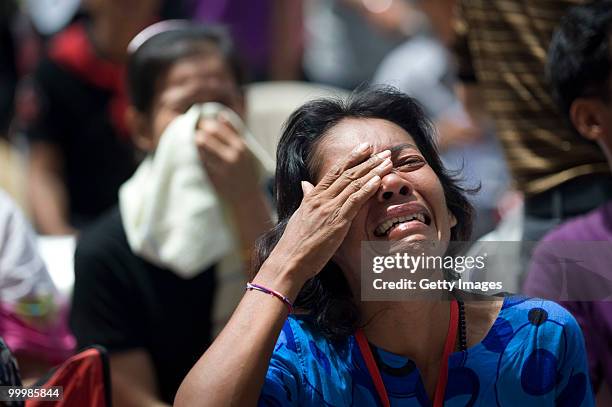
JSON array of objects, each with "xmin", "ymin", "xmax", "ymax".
[
  {"xmin": 175, "ymin": 144, "xmax": 392, "ymax": 406},
  {"xmin": 341, "ymin": 0, "xmax": 424, "ymax": 37},
  {"xmin": 455, "ymin": 83, "xmax": 490, "ymax": 126},
  {"xmin": 27, "ymin": 142, "xmax": 75, "ymax": 235},
  {"xmin": 226, "ymin": 188, "xmax": 273, "ymax": 263},
  {"xmin": 449, "ymin": 5, "xmax": 492, "ymax": 146},
  {"xmin": 430, "ymin": 83, "xmax": 492, "ymax": 151},
  {"xmin": 109, "ymin": 350, "xmax": 169, "ymax": 407},
  {"xmin": 175, "ymin": 258, "xmax": 301, "ymax": 407},
  {"xmin": 269, "ymin": 0, "xmax": 303, "ymax": 80},
  {"xmin": 434, "ymin": 112, "xmax": 483, "ymax": 152}
]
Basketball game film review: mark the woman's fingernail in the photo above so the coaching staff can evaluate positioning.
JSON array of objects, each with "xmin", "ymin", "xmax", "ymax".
[
  {"xmin": 301, "ymin": 181, "xmax": 315, "ymax": 196},
  {"xmin": 376, "ymin": 149, "xmax": 392, "ymax": 159},
  {"xmin": 366, "ymin": 175, "xmax": 381, "ymax": 189}
]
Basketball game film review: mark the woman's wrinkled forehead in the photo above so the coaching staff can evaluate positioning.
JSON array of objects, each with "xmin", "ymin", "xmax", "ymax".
[{"xmin": 309, "ymin": 118, "xmax": 421, "ymax": 179}]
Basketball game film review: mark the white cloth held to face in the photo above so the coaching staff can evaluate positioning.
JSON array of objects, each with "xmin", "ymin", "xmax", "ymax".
[{"xmin": 119, "ymin": 103, "xmax": 274, "ymax": 278}]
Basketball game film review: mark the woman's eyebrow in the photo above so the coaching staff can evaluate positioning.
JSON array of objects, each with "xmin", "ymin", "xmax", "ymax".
[{"xmin": 389, "ymin": 143, "xmax": 418, "ymax": 154}]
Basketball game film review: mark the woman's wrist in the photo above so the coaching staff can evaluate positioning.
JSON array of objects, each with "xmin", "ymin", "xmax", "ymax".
[{"xmin": 252, "ymin": 255, "xmax": 308, "ymax": 302}]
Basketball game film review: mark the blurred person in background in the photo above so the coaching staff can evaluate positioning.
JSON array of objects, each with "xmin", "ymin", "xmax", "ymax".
[
  {"xmin": 70, "ymin": 22, "xmax": 274, "ymax": 406},
  {"xmin": 303, "ymin": 0, "xmax": 426, "ymax": 89},
  {"xmin": 374, "ymin": 0, "xmax": 509, "ymax": 239},
  {"xmin": 21, "ymin": 0, "xmax": 162, "ymax": 235},
  {"xmin": 523, "ymin": 2, "xmax": 612, "ymax": 403},
  {"xmin": 0, "ymin": 188, "xmax": 74, "ymax": 384},
  {"xmin": 453, "ymin": 0, "xmax": 612, "ymax": 251},
  {"xmin": 190, "ymin": 0, "xmax": 304, "ymax": 81}
]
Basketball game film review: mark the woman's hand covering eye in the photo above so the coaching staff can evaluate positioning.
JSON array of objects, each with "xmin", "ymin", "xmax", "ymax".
[{"xmin": 268, "ymin": 143, "xmax": 393, "ymax": 283}]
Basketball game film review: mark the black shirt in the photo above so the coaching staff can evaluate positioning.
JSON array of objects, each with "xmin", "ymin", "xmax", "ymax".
[
  {"xmin": 0, "ymin": 15, "xmax": 16, "ymax": 134},
  {"xmin": 23, "ymin": 23, "xmax": 136, "ymax": 227},
  {"xmin": 70, "ymin": 207, "xmax": 217, "ymax": 403}
]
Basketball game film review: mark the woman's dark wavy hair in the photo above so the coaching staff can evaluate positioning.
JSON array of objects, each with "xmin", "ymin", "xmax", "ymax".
[{"xmin": 254, "ymin": 86, "xmax": 475, "ymax": 342}]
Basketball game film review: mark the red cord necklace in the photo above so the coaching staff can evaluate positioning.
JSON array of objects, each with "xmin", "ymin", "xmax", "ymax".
[{"xmin": 354, "ymin": 299, "xmax": 459, "ymax": 407}]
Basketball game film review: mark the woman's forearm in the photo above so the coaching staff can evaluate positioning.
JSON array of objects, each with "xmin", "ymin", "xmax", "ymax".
[
  {"xmin": 176, "ymin": 145, "xmax": 389, "ymax": 405},
  {"xmin": 227, "ymin": 189, "xmax": 274, "ymax": 260},
  {"xmin": 29, "ymin": 171, "xmax": 74, "ymax": 235},
  {"xmin": 27, "ymin": 146, "xmax": 75, "ymax": 236},
  {"xmin": 174, "ymin": 258, "xmax": 304, "ymax": 407}
]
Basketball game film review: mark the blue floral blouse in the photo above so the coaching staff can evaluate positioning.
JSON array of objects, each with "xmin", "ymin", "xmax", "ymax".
[{"xmin": 259, "ymin": 295, "xmax": 594, "ymax": 406}]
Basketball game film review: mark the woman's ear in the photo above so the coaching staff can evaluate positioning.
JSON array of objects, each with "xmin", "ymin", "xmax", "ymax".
[
  {"xmin": 570, "ymin": 98, "xmax": 608, "ymax": 142},
  {"xmin": 126, "ymin": 106, "xmax": 155, "ymax": 152}
]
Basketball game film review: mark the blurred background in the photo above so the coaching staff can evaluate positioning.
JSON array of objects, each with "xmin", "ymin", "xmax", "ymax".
[
  {"xmin": 0, "ymin": 0, "xmax": 512, "ymax": 379},
  {"xmin": 0, "ymin": 0, "xmax": 510, "ymax": 235}
]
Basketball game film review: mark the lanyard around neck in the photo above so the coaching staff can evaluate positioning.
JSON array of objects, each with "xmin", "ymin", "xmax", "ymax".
[{"xmin": 355, "ymin": 299, "xmax": 459, "ymax": 407}]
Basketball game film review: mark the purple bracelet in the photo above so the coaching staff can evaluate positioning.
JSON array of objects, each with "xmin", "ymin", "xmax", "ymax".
[{"xmin": 246, "ymin": 282, "xmax": 294, "ymax": 314}]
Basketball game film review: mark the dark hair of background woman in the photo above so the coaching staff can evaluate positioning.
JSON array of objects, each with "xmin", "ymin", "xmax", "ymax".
[
  {"xmin": 254, "ymin": 86, "xmax": 475, "ymax": 342},
  {"xmin": 127, "ymin": 22, "xmax": 245, "ymax": 115}
]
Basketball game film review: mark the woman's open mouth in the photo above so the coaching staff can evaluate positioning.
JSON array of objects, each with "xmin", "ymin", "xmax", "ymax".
[{"xmin": 373, "ymin": 212, "xmax": 431, "ymax": 237}]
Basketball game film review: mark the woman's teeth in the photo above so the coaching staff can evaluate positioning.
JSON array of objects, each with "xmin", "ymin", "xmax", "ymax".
[{"xmin": 375, "ymin": 213, "xmax": 427, "ymax": 236}]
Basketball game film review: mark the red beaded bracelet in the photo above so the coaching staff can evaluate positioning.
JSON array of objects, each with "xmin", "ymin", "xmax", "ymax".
[{"xmin": 246, "ymin": 282, "xmax": 294, "ymax": 314}]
